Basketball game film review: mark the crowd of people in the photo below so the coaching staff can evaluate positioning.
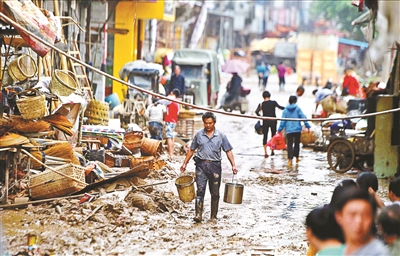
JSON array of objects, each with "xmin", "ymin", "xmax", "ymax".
[
  {"xmin": 144, "ymin": 65, "xmax": 185, "ymax": 161},
  {"xmin": 305, "ymin": 175, "xmax": 400, "ymax": 256}
]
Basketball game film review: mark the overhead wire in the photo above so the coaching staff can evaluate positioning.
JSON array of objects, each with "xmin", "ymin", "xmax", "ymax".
[{"xmin": 1, "ymin": 12, "xmax": 399, "ymax": 123}]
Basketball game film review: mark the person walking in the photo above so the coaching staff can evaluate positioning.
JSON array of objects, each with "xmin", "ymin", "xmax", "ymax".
[
  {"xmin": 277, "ymin": 62, "xmax": 287, "ymax": 91},
  {"xmin": 255, "ymin": 91, "xmax": 284, "ymax": 158},
  {"xmin": 180, "ymin": 112, "xmax": 238, "ymax": 223},
  {"xmin": 169, "ymin": 65, "xmax": 185, "ymax": 96},
  {"xmin": 144, "ymin": 99, "xmax": 166, "ymax": 140},
  {"xmin": 165, "ymin": 89, "xmax": 180, "ymax": 160},
  {"xmin": 256, "ymin": 62, "xmax": 270, "ymax": 90},
  {"xmin": 277, "ymin": 95, "xmax": 310, "ymax": 168}
]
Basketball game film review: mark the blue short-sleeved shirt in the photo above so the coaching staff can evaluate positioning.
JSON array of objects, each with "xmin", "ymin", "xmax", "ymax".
[
  {"xmin": 315, "ymin": 88, "xmax": 334, "ymax": 102},
  {"xmin": 190, "ymin": 128, "xmax": 233, "ymax": 161}
]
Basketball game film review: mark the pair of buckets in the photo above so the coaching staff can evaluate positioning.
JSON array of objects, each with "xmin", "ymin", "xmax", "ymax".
[{"xmin": 174, "ymin": 174, "xmax": 244, "ymax": 204}]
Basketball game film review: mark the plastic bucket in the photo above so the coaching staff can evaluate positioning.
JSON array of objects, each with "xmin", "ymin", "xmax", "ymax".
[
  {"xmin": 105, "ymin": 93, "xmax": 121, "ymax": 109},
  {"xmin": 175, "ymin": 175, "xmax": 195, "ymax": 202}
]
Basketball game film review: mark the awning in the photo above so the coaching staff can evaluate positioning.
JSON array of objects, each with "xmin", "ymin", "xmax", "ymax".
[
  {"xmin": 338, "ymin": 38, "xmax": 369, "ymax": 49},
  {"xmin": 154, "ymin": 48, "xmax": 173, "ymax": 64}
]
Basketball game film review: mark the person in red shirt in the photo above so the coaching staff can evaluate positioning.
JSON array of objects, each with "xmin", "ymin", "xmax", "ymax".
[
  {"xmin": 165, "ymin": 89, "xmax": 180, "ymax": 160},
  {"xmin": 342, "ymin": 68, "xmax": 360, "ymax": 97}
]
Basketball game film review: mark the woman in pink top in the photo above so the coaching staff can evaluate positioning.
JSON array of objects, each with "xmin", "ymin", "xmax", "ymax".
[{"xmin": 277, "ymin": 62, "xmax": 287, "ymax": 91}]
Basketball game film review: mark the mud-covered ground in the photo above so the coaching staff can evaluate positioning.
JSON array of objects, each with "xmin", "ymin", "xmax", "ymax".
[{"xmin": 1, "ymin": 73, "xmax": 390, "ymax": 255}]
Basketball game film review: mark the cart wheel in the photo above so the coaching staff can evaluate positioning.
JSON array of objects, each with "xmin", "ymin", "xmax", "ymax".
[{"xmin": 327, "ymin": 139, "xmax": 355, "ymax": 173}]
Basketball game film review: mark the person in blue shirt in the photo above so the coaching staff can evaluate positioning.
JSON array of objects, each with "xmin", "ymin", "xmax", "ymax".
[
  {"xmin": 277, "ymin": 95, "xmax": 311, "ymax": 168},
  {"xmin": 312, "ymin": 87, "xmax": 334, "ymax": 112},
  {"xmin": 256, "ymin": 62, "xmax": 270, "ymax": 90}
]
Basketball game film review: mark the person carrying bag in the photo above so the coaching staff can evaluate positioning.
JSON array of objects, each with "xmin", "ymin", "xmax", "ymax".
[{"xmin": 255, "ymin": 91, "xmax": 284, "ymax": 158}]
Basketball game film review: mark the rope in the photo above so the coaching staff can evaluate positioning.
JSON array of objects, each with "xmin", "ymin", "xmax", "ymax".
[{"xmin": 1, "ymin": 12, "xmax": 399, "ymax": 123}]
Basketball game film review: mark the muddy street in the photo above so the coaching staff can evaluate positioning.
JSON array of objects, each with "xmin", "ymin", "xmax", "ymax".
[{"xmin": 1, "ymin": 73, "xmax": 390, "ymax": 255}]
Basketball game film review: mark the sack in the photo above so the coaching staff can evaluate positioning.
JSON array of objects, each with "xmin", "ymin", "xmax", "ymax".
[
  {"xmin": 320, "ymin": 95, "xmax": 336, "ymax": 113},
  {"xmin": 267, "ymin": 133, "xmax": 287, "ymax": 150},
  {"xmin": 254, "ymin": 121, "xmax": 263, "ymax": 135}
]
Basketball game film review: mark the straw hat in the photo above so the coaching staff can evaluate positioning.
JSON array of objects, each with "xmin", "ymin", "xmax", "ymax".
[{"xmin": 0, "ymin": 133, "xmax": 30, "ymax": 147}]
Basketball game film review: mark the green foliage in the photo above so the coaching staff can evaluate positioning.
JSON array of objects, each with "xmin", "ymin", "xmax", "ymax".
[{"xmin": 310, "ymin": 0, "xmax": 364, "ymax": 40}]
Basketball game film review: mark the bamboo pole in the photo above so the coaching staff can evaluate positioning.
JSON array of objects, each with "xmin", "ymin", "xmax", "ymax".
[
  {"xmin": 1, "ymin": 12, "xmax": 399, "ymax": 123},
  {"xmin": 53, "ymin": 0, "xmax": 68, "ymax": 71}
]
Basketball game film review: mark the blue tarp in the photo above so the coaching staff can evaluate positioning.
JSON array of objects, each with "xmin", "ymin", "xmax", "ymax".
[{"xmin": 338, "ymin": 38, "xmax": 369, "ymax": 49}]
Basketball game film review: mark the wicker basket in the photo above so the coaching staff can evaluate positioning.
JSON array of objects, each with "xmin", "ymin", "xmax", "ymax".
[
  {"xmin": 140, "ymin": 137, "xmax": 162, "ymax": 156},
  {"xmin": 178, "ymin": 109, "xmax": 196, "ymax": 119},
  {"xmin": 29, "ymin": 164, "xmax": 86, "ymax": 200},
  {"xmin": 123, "ymin": 130, "xmax": 143, "ymax": 151},
  {"xmin": 130, "ymin": 156, "xmax": 155, "ymax": 172},
  {"xmin": 16, "ymin": 88, "xmax": 47, "ymax": 120},
  {"xmin": 8, "ymin": 55, "xmax": 37, "ymax": 82},
  {"xmin": 50, "ymin": 70, "xmax": 78, "ymax": 97},
  {"xmin": 84, "ymin": 99, "xmax": 109, "ymax": 125}
]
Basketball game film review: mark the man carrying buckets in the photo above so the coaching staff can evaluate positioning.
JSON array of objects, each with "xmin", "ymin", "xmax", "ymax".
[{"xmin": 180, "ymin": 112, "xmax": 238, "ymax": 222}]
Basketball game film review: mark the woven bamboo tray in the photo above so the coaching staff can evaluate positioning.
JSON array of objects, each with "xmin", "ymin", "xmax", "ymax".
[
  {"xmin": 29, "ymin": 164, "xmax": 86, "ymax": 199},
  {"xmin": 178, "ymin": 110, "xmax": 195, "ymax": 119}
]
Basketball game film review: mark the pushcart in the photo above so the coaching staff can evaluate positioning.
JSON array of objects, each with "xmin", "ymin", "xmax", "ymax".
[{"xmin": 327, "ymin": 127, "xmax": 374, "ymax": 173}]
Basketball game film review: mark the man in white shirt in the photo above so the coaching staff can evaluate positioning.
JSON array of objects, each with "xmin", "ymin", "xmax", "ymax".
[{"xmin": 145, "ymin": 99, "xmax": 166, "ymax": 140}]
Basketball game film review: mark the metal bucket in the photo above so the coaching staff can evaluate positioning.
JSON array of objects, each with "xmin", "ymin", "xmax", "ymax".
[
  {"xmin": 223, "ymin": 175, "xmax": 244, "ymax": 204},
  {"xmin": 175, "ymin": 175, "xmax": 195, "ymax": 202}
]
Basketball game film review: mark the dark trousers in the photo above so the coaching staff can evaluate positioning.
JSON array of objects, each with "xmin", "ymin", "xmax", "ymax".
[
  {"xmin": 195, "ymin": 161, "xmax": 222, "ymax": 201},
  {"xmin": 287, "ymin": 132, "xmax": 301, "ymax": 159},
  {"xmin": 258, "ymin": 76, "xmax": 269, "ymax": 88},
  {"xmin": 263, "ymin": 121, "xmax": 277, "ymax": 145},
  {"xmin": 279, "ymin": 76, "xmax": 285, "ymax": 87},
  {"xmin": 148, "ymin": 121, "xmax": 163, "ymax": 140}
]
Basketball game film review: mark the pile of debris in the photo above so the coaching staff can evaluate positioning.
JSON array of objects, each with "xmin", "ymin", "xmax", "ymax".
[{"xmin": 0, "ymin": 115, "xmax": 176, "ymax": 206}]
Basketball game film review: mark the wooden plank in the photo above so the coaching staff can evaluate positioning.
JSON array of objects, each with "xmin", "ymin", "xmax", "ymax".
[{"xmin": 3, "ymin": 37, "xmax": 29, "ymax": 48}]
